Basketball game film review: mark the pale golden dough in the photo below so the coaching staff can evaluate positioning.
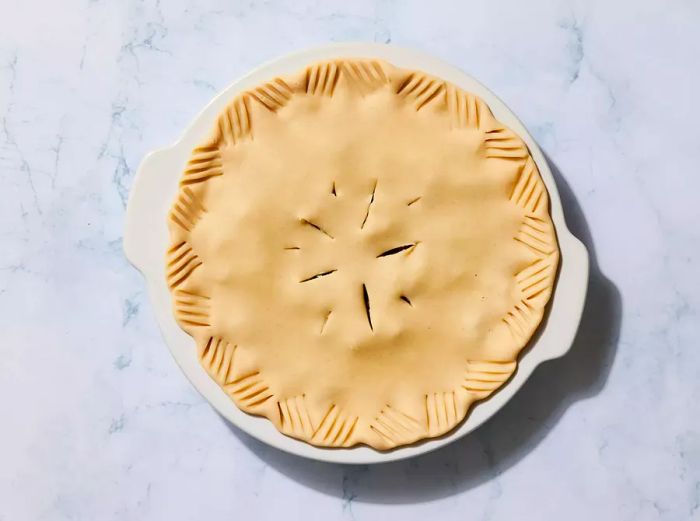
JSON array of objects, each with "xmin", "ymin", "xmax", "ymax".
[{"xmin": 165, "ymin": 59, "xmax": 559, "ymax": 450}]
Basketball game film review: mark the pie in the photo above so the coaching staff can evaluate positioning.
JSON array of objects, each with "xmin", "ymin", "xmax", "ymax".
[{"xmin": 165, "ymin": 59, "xmax": 559, "ymax": 450}]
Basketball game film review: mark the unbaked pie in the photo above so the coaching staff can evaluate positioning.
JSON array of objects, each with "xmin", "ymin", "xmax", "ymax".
[{"xmin": 165, "ymin": 59, "xmax": 559, "ymax": 450}]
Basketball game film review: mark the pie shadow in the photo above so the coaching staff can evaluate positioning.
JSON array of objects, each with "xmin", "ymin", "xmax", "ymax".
[{"xmin": 224, "ymin": 157, "xmax": 622, "ymax": 504}]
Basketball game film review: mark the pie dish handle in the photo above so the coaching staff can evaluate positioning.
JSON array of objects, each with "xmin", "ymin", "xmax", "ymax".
[
  {"xmin": 123, "ymin": 147, "xmax": 175, "ymax": 272},
  {"xmin": 543, "ymin": 232, "xmax": 589, "ymax": 361}
]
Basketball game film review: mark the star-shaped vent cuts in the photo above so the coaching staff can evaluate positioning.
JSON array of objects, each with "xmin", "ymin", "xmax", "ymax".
[{"xmin": 286, "ymin": 180, "xmax": 420, "ymax": 333}]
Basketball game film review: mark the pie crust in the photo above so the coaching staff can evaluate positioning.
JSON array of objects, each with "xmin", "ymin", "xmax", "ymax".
[{"xmin": 165, "ymin": 59, "xmax": 559, "ymax": 450}]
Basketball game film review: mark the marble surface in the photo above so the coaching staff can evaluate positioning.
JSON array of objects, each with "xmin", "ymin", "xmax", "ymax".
[{"xmin": 1, "ymin": 0, "xmax": 698, "ymax": 519}]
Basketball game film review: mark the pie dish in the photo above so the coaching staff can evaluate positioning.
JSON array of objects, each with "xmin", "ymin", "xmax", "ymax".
[{"xmin": 124, "ymin": 43, "xmax": 588, "ymax": 463}]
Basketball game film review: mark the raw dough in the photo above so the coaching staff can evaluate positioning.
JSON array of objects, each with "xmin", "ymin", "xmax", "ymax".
[{"xmin": 166, "ymin": 59, "xmax": 559, "ymax": 450}]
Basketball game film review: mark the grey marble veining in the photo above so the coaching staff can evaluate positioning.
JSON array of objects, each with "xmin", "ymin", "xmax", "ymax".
[{"xmin": 1, "ymin": 0, "xmax": 699, "ymax": 519}]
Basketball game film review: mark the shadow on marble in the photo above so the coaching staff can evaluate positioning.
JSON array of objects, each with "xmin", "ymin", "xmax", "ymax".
[{"xmin": 226, "ymin": 158, "xmax": 622, "ymax": 504}]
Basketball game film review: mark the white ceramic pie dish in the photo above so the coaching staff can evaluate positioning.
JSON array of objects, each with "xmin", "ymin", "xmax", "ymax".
[{"xmin": 124, "ymin": 43, "xmax": 588, "ymax": 464}]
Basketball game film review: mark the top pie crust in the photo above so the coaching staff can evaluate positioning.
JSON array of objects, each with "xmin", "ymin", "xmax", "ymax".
[{"xmin": 165, "ymin": 59, "xmax": 559, "ymax": 450}]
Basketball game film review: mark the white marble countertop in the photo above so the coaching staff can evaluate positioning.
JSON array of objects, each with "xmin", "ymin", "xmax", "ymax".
[{"xmin": 1, "ymin": 1, "xmax": 698, "ymax": 519}]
